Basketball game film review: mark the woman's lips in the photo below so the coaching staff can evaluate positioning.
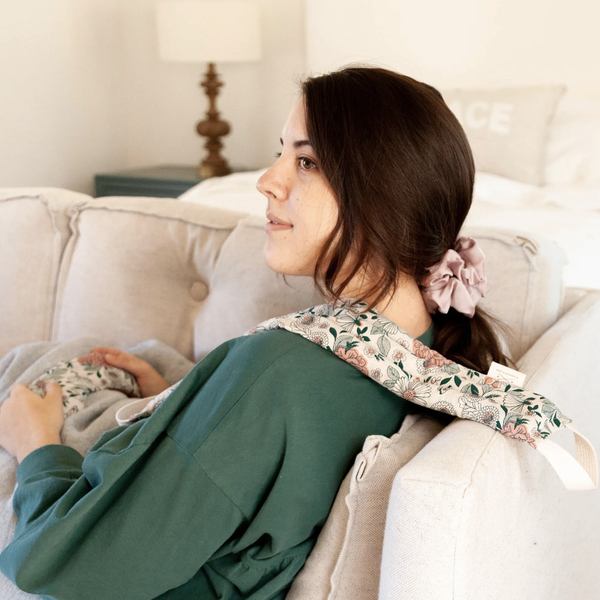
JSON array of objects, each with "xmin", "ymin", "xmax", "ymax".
[
  {"xmin": 265, "ymin": 212, "xmax": 293, "ymax": 232},
  {"xmin": 265, "ymin": 220, "xmax": 293, "ymax": 233}
]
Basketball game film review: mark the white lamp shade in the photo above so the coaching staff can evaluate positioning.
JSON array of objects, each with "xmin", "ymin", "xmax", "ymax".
[{"xmin": 156, "ymin": 0, "xmax": 262, "ymax": 63}]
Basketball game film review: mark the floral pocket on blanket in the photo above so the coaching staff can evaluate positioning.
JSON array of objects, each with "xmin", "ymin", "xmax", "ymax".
[{"xmin": 29, "ymin": 352, "xmax": 141, "ymax": 417}]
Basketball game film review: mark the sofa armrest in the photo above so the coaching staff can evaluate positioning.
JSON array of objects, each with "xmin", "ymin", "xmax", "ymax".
[
  {"xmin": 517, "ymin": 290, "xmax": 600, "ymax": 430},
  {"xmin": 380, "ymin": 292, "xmax": 600, "ymax": 600},
  {"xmin": 560, "ymin": 286, "xmax": 597, "ymax": 318}
]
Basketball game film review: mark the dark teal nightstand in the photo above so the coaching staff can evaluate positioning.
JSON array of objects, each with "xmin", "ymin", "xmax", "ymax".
[{"xmin": 94, "ymin": 165, "xmax": 205, "ymax": 198}]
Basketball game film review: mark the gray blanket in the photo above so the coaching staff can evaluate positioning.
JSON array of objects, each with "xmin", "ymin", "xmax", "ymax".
[{"xmin": 0, "ymin": 337, "xmax": 195, "ymax": 599}]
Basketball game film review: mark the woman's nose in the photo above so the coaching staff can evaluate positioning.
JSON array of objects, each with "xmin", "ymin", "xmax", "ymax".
[{"xmin": 256, "ymin": 161, "xmax": 288, "ymax": 201}]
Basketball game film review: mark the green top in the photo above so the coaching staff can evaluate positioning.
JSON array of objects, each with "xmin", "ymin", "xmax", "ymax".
[{"xmin": 0, "ymin": 325, "xmax": 434, "ymax": 600}]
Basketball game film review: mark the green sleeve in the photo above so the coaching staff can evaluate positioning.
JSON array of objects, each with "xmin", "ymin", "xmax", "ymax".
[{"xmin": 0, "ymin": 428, "xmax": 244, "ymax": 600}]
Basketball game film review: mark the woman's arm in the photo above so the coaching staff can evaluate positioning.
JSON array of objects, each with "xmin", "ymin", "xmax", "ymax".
[{"xmin": 0, "ymin": 424, "xmax": 244, "ymax": 599}]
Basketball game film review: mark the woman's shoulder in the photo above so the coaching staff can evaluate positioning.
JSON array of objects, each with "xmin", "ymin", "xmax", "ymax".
[
  {"xmin": 221, "ymin": 330, "xmax": 399, "ymax": 414},
  {"xmin": 227, "ymin": 329, "xmax": 357, "ymax": 376},
  {"xmin": 226, "ymin": 328, "xmax": 332, "ymax": 362}
]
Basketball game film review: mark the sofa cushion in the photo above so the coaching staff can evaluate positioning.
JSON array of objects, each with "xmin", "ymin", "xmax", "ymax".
[
  {"xmin": 2, "ymin": 189, "xmax": 565, "ymax": 365},
  {"xmin": 0, "ymin": 189, "xmax": 91, "ymax": 358},
  {"xmin": 463, "ymin": 227, "xmax": 566, "ymax": 360},
  {"xmin": 52, "ymin": 197, "xmax": 248, "ymax": 360},
  {"xmin": 50, "ymin": 199, "xmax": 564, "ymax": 363},
  {"xmin": 286, "ymin": 412, "xmax": 447, "ymax": 600},
  {"xmin": 198, "ymin": 219, "xmax": 565, "ymax": 362}
]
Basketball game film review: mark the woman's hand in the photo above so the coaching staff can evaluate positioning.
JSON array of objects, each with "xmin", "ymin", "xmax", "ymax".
[
  {"xmin": 90, "ymin": 347, "xmax": 170, "ymax": 397},
  {"xmin": 0, "ymin": 382, "xmax": 64, "ymax": 463}
]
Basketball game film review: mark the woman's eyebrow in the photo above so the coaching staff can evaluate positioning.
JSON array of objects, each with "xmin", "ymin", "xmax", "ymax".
[{"xmin": 279, "ymin": 138, "xmax": 312, "ymax": 149}]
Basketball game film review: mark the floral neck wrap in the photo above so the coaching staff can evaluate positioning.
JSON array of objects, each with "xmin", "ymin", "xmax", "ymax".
[{"xmin": 246, "ymin": 300, "xmax": 598, "ymax": 491}]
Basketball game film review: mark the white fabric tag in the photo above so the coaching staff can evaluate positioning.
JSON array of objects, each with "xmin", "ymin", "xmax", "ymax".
[{"xmin": 487, "ymin": 361, "xmax": 527, "ymax": 387}]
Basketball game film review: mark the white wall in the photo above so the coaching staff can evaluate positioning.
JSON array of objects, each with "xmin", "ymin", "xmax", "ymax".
[
  {"xmin": 2, "ymin": 0, "xmax": 598, "ymax": 194},
  {"xmin": 306, "ymin": 0, "xmax": 600, "ymax": 93},
  {"xmin": 0, "ymin": 0, "xmax": 125, "ymax": 195}
]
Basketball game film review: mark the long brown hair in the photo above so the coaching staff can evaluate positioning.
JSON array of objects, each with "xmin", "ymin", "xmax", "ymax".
[{"xmin": 302, "ymin": 66, "xmax": 509, "ymax": 372}]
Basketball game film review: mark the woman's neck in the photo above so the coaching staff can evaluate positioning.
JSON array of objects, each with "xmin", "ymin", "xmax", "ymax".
[{"xmin": 341, "ymin": 275, "xmax": 432, "ymax": 339}]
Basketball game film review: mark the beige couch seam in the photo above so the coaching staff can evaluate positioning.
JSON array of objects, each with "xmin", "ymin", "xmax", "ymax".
[{"xmin": 72, "ymin": 204, "xmax": 245, "ymax": 231}]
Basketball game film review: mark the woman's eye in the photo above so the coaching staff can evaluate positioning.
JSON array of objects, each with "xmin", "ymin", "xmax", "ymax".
[
  {"xmin": 275, "ymin": 152, "xmax": 282, "ymax": 158},
  {"xmin": 299, "ymin": 157, "xmax": 317, "ymax": 170}
]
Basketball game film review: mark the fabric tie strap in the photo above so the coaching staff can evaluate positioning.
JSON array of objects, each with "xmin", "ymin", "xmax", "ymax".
[{"xmin": 245, "ymin": 301, "xmax": 598, "ymax": 492}]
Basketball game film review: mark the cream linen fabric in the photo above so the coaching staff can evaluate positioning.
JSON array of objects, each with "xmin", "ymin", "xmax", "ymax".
[
  {"xmin": 287, "ymin": 412, "xmax": 448, "ymax": 600},
  {"xmin": 461, "ymin": 228, "xmax": 565, "ymax": 360},
  {"xmin": 0, "ymin": 189, "xmax": 91, "ymax": 358},
  {"xmin": 516, "ymin": 291, "xmax": 600, "ymax": 599},
  {"xmin": 52, "ymin": 197, "xmax": 247, "ymax": 361},
  {"xmin": 443, "ymin": 86, "xmax": 565, "ymax": 185},
  {"xmin": 379, "ymin": 420, "xmax": 552, "ymax": 600}
]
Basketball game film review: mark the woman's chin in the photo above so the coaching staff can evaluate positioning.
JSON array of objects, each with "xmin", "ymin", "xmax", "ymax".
[{"xmin": 262, "ymin": 248, "xmax": 311, "ymax": 277}]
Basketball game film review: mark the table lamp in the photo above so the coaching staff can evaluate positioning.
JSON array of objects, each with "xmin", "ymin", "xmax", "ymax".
[{"xmin": 156, "ymin": 0, "xmax": 262, "ymax": 178}]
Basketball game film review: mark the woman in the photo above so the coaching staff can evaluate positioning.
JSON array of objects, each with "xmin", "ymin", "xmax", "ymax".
[{"xmin": 0, "ymin": 67, "xmax": 506, "ymax": 599}]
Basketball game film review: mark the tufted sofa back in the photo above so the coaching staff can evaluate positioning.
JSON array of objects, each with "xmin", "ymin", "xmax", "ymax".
[{"xmin": 0, "ymin": 189, "xmax": 566, "ymax": 361}]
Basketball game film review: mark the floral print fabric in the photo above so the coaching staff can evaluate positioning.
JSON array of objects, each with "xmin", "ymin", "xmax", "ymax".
[
  {"xmin": 29, "ymin": 352, "xmax": 140, "ymax": 417},
  {"xmin": 246, "ymin": 300, "xmax": 572, "ymax": 449}
]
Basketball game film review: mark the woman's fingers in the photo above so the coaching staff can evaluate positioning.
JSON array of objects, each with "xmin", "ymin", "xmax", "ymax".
[
  {"xmin": 90, "ymin": 348, "xmax": 139, "ymax": 371},
  {"xmin": 89, "ymin": 348, "xmax": 169, "ymax": 397},
  {"xmin": 45, "ymin": 381, "xmax": 63, "ymax": 402},
  {"xmin": 90, "ymin": 347, "xmax": 119, "ymax": 354}
]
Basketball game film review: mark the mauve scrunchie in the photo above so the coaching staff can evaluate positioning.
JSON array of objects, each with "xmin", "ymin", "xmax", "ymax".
[{"xmin": 420, "ymin": 237, "xmax": 491, "ymax": 318}]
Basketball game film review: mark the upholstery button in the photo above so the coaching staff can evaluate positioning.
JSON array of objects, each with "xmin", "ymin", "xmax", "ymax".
[{"xmin": 190, "ymin": 281, "xmax": 209, "ymax": 301}]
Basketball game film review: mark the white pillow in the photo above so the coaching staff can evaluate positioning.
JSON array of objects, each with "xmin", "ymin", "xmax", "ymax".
[
  {"xmin": 443, "ymin": 86, "xmax": 565, "ymax": 186},
  {"xmin": 473, "ymin": 172, "xmax": 540, "ymax": 207},
  {"xmin": 178, "ymin": 169, "xmax": 267, "ymax": 217},
  {"xmin": 544, "ymin": 93, "xmax": 600, "ymax": 186}
]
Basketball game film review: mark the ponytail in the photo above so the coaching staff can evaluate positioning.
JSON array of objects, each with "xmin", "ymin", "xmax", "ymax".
[{"xmin": 431, "ymin": 307, "xmax": 512, "ymax": 373}]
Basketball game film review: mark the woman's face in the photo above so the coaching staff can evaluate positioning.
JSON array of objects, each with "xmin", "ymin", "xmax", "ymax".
[{"xmin": 257, "ymin": 98, "xmax": 339, "ymax": 277}]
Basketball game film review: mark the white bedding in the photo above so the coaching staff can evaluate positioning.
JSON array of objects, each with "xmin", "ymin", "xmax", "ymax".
[
  {"xmin": 468, "ymin": 172, "xmax": 600, "ymax": 289},
  {"xmin": 179, "ymin": 169, "xmax": 600, "ymax": 290}
]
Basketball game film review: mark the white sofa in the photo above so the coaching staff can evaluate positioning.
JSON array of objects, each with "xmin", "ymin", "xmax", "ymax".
[{"xmin": 0, "ymin": 187, "xmax": 598, "ymax": 599}]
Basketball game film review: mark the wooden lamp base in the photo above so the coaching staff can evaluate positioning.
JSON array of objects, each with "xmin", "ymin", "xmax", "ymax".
[{"xmin": 196, "ymin": 62, "xmax": 232, "ymax": 179}]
